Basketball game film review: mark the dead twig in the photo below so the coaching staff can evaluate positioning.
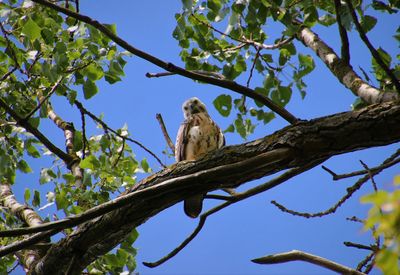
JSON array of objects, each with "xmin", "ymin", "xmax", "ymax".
[{"xmin": 156, "ymin": 113, "xmax": 175, "ymax": 154}]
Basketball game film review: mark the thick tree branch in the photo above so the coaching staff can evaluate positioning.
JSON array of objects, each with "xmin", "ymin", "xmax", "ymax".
[
  {"xmin": 297, "ymin": 27, "xmax": 398, "ymax": 104},
  {"xmin": 345, "ymin": 0, "xmax": 400, "ymax": 92},
  {"xmin": 31, "ymin": 0, "xmax": 299, "ymax": 125},
  {"xmin": 27, "ymin": 101, "xmax": 400, "ymax": 274},
  {"xmin": 252, "ymin": 250, "xmax": 366, "ymax": 275},
  {"xmin": 0, "ymin": 183, "xmax": 49, "ymax": 270}
]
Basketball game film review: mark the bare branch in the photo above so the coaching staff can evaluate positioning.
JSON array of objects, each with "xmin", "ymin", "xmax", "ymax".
[
  {"xmin": 246, "ymin": 46, "xmax": 261, "ymax": 88},
  {"xmin": 31, "ymin": 0, "xmax": 299, "ymax": 125},
  {"xmin": 322, "ymin": 148, "xmax": 400, "ymax": 180},
  {"xmin": 343, "ymin": 241, "xmax": 376, "ymax": 251},
  {"xmin": 272, "ymin": 148, "xmax": 400, "ymax": 218},
  {"xmin": 74, "ymin": 100, "xmax": 166, "ymax": 167},
  {"xmin": 345, "ymin": 0, "xmax": 400, "ymax": 92},
  {"xmin": 359, "ymin": 160, "xmax": 378, "ymax": 192},
  {"xmin": 252, "ymin": 250, "xmax": 366, "ymax": 275},
  {"xmin": 142, "ymin": 159, "xmax": 324, "ymax": 267},
  {"xmin": 356, "ymin": 252, "xmax": 375, "ymax": 273},
  {"xmin": 334, "ymin": 0, "xmax": 350, "ymax": 63},
  {"xmin": 156, "ymin": 113, "xmax": 175, "ymax": 153}
]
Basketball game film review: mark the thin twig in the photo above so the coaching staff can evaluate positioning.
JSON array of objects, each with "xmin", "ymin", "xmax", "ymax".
[
  {"xmin": 357, "ymin": 252, "xmax": 374, "ymax": 273},
  {"xmin": 24, "ymin": 78, "xmax": 63, "ymax": 120},
  {"xmin": 322, "ymin": 150, "xmax": 400, "ymax": 180},
  {"xmin": 359, "ymin": 160, "xmax": 378, "ymax": 192},
  {"xmin": 334, "ymin": 0, "xmax": 350, "ymax": 63},
  {"xmin": 156, "ymin": 113, "xmax": 175, "ymax": 153},
  {"xmin": 74, "ymin": 100, "xmax": 166, "ymax": 167},
  {"xmin": 0, "ymin": 98, "xmax": 74, "ymax": 165},
  {"xmin": 251, "ymin": 250, "xmax": 366, "ymax": 275},
  {"xmin": 142, "ymin": 159, "xmax": 325, "ymax": 267},
  {"xmin": 191, "ymin": 13, "xmax": 294, "ymax": 51},
  {"xmin": 343, "ymin": 241, "xmax": 376, "ymax": 251},
  {"xmin": 272, "ymin": 149, "xmax": 400, "ymax": 218},
  {"xmin": 246, "ymin": 46, "xmax": 261, "ymax": 88},
  {"xmin": 0, "ymin": 67, "xmax": 18, "ymax": 82},
  {"xmin": 31, "ymin": 0, "xmax": 299, "ymax": 125},
  {"xmin": 345, "ymin": 0, "xmax": 400, "ymax": 92}
]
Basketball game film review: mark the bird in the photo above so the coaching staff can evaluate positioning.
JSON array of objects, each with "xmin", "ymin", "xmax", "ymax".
[{"xmin": 175, "ymin": 97, "xmax": 225, "ymax": 218}]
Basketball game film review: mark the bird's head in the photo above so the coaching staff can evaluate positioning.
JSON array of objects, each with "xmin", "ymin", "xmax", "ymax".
[{"xmin": 182, "ymin": 97, "xmax": 207, "ymax": 119}]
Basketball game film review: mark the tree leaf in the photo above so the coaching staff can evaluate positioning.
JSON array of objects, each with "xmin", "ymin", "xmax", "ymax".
[
  {"xmin": 17, "ymin": 159, "xmax": 32, "ymax": 173},
  {"xmin": 360, "ymin": 15, "xmax": 377, "ymax": 33},
  {"xmin": 24, "ymin": 188, "xmax": 31, "ymax": 203},
  {"xmin": 22, "ymin": 18, "xmax": 41, "ymax": 41},
  {"xmin": 213, "ymin": 94, "xmax": 232, "ymax": 117},
  {"xmin": 83, "ymin": 79, "xmax": 99, "ymax": 99}
]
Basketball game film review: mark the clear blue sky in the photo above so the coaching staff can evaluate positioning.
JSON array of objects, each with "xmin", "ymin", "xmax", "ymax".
[{"xmin": 14, "ymin": 1, "xmax": 398, "ymax": 274}]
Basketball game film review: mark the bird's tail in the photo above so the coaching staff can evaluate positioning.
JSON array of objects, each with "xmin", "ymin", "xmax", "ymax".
[{"xmin": 184, "ymin": 195, "xmax": 203, "ymax": 218}]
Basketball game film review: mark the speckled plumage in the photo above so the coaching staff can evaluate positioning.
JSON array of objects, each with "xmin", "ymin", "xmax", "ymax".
[{"xmin": 175, "ymin": 97, "xmax": 224, "ymax": 218}]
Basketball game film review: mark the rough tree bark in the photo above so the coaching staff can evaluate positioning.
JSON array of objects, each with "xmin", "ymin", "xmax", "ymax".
[{"xmin": 30, "ymin": 101, "xmax": 400, "ymax": 274}]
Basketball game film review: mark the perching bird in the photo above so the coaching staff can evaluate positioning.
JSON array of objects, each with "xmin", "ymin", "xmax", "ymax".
[{"xmin": 175, "ymin": 97, "xmax": 225, "ymax": 218}]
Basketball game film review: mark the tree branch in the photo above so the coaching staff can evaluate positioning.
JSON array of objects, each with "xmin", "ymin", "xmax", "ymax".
[
  {"xmin": 0, "ymin": 98, "xmax": 75, "ymax": 165},
  {"xmin": 252, "ymin": 250, "xmax": 366, "ymax": 275},
  {"xmin": 0, "ymin": 183, "xmax": 49, "ymax": 269},
  {"xmin": 143, "ymin": 159, "xmax": 325, "ymax": 268},
  {"xmin": 271, "ymin": 148, "xmax": 400, "ymax": 218},
  {"xmin": 24, "ymin": 101, "xmax": 400, "ymax": 274},
  {"xmin": 74, "ymin": 100, "xmax": 166, "ymax": 167},
  {"xmin": 31, "ymin": 0, "xmax": 299, "ymax": 125},
  {"xmin": 334, "ymin": 0, "xmax": 350, "ymax": 63},
  {"xmin": 297, "ymin": 26, "xmax": 398, "ymax": 103},
  {"xmin": 156, "ymin": 113, "xmax": 175, "ymax": 153},
  {"xmin": 345, "ymin": 0, "xmax": 400, "ymax": 92},
  {"xmin": 322, "ymin": 148, "xmax": 400, "ymax": 180}
]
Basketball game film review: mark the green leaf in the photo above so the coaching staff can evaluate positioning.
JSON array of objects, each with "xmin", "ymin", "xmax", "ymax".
[
  {"xmin": 360, "ymin": 15, "xmax": 377, "ymax": 33},
  {"xmin": 84, "ymin": 64, "xmax": 104, "ymax": 81},
  {"xmin": 26, "ymin": 141, "xmax": 40, "ymax": 158},
  {"xmin": 22, "ymin": 18, "xmax": 41, "ymax": 41},
  {"xmin": 141, "ymin": 158, "xmax": 150, "ymax": 173},
  {"xmin": 182, "ymin": 0, "xmax": 193, "ymax": 11},
  {"xmin": 80, "ymin": 155, "xmax": 100, "ymax": 170},
  {"xmin": 213, "ymin": 94, "xmax": 232, "ymax": 117},
  {"xmin": 56, "ymin": 190, "xmax": 69, "ymax": 210},
  {"xmin": 32, "ymin": 190, "xmax": 40, "ymax": 207},
  {"xmin": 17, "ymin": 160, "xmax": 32, "ymax": 173},
  {"xmin": 83, "ymin": 79, "xmax": 98, "ymax": 99},
  {"xmin": 40, "ymin": 168, "xmax": 56, "ymax": 184},
  {"xmin": 224, "ymin": 124, "xmax": 235, "ymax": 133},
  {"xmin": 24, "ymin": 188, "xmax": 31, "ymax": 203}
]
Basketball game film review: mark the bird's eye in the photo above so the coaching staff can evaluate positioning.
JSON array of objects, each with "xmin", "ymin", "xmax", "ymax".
[
  {"xmin": 193, "ymin": 99, "xmax": 198, "ymax": 104},
  {"xmin": 184, "ymin": 106, "xmax": 188, "ymax": 110}
]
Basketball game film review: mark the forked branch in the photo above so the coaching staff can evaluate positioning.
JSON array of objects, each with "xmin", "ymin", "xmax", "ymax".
[{"xmin": 252, "ymin": 250, "xmax": 365, "ymax": 275}]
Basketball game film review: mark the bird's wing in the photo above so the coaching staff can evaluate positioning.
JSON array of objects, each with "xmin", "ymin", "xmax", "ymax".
[{"xmin": 175, "ymin": 118, "xmax": 191, "ymax": 162}]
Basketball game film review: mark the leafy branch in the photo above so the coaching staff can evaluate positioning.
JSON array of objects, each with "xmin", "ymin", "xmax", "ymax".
[{"xmin": 31, "ymin": 0, "xmax": 299, "ymax": 125}]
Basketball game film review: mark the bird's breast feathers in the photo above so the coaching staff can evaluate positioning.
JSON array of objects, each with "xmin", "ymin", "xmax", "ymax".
[{"xmin": 184, "ymin": 113, "xmax": 223, "ymax": 160}]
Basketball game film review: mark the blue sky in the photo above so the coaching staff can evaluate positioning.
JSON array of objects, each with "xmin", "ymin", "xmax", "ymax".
[{"xmin": 12, "ymin": 1, "xmax": 399, "ymax": 274}]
